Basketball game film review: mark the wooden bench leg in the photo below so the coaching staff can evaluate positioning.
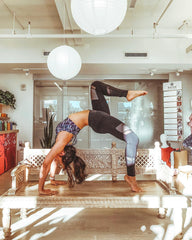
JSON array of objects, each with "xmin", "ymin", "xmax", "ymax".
[
  {"xmin": 2, "ymin": 208, "xmax": 11, "ymax": 239},
  {"xmin": 111, "ymin": 149, "xmax": 117, "ymax": 182},
  {"xmin": 157, "ymin": 207, "xmax": 167, "ymax": 219},
  {"xmin": 112, "ymin": 174, "xmax": 117, "ymax": 182},
  {"xmin": 20, "ymin": 208, "xmax": 27, "ymax": 219}
]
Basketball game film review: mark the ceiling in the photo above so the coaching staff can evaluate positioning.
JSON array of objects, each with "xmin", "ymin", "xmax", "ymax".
[
  {"xmin": 0, "ymin": 0, "xmax": 192, "ymax": 78},
  {"xmin": 1, "ymin": 0, "xmax": 192, "ymax": 33}
]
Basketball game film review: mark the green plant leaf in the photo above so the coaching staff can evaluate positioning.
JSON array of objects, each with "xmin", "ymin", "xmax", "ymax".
[
  {"xmin": 40, "ymin": 108, "xmax": 56, "ymax": 149},
  {"xmin": 0, "ymin": 90, "xmax": 16, "ymax": 109}
]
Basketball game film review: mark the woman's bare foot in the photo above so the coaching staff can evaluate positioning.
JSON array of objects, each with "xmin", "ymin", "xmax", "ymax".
[
  {"xmin": 124, "ymin": 175, "xmax": 142, "ymax": 192},
  {"xmin": 50, "ymin": 180, "xmax": 66, "ymax": 186},
  {"xmin": 39, "ymin": 188, "xmax": 58, "ymax": 195},
  {"xmin": 126, "ymin": 90, "xmax": 148, "ymax": 101}
]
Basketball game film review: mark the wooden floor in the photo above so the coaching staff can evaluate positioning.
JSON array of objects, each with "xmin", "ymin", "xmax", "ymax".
[{"xmin": 0, "ymin": 170, "xmax": 12, "ymax": 195}]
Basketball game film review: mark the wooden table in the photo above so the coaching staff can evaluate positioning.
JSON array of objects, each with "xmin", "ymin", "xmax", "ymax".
[{"xmin": 0, "ymin": 180, "xmax": 191, "ymax": 239}]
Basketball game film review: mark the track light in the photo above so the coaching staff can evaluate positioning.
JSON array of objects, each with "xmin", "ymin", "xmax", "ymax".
[
  {"xmin": 149, "ymin": 69, "xmax": 156, "ymax": 76},
  {"xmin": 25, "ymin": 71, "xmax": 29, "ymax": 76},
  {"xmin": 176, "ymin": 69, "xmax": 183, "ymax": 76},
  {"xmin": 23, "ymin": 68, "xmax": 30, "ymax": 76}
]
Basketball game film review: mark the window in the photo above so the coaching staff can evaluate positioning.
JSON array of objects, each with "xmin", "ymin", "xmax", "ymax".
[{"xmin": 34, "ymin": 80, "xmax": 165, "ymax": 149}]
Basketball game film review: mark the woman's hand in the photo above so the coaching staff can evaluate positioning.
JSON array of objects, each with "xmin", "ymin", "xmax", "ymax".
[{"xmin": 39, "ymin": 189, "xmax": 58, "ymax": 195}]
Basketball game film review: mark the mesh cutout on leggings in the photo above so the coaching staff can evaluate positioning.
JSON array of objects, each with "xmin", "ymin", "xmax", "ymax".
[
  {"xmin": 126, "ymin": 156, "xmax": 135, "ymax": 166},
  {"xmin": 91, "ymin": 87, "xmax": 99, "ymax": 100},
  {"xmin": 115, "ymin": 123, "xmax": 131, "ymax": 135}
]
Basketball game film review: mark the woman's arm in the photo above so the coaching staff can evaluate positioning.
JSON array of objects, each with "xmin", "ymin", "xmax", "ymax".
[
  {"xmin": 38, "ymin": 131, "xmax": 73, "ymax": 195},
  {"xmin": 50, "ymin": 157, "xmax": 67, "ymax": 186}
]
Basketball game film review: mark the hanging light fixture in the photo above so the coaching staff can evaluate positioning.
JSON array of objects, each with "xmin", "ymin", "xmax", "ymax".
[
  {"xmin": 47, "ymin": 45, "xmax": 82, "ymax": 80},
  {"xmin": 71, "ymin": 0, "xmax": 127, "ymax": 35},
  {"xmin": 176, "ymin": 69, "xmax": 183, "ymax": 77}
]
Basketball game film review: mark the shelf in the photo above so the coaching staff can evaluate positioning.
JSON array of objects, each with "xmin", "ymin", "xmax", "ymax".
[
  {"xmin": 0, "ymin": 130, "xmax": 19, "ymax": 134},
  {"xmin": 0, "ymin": 117, "xmax": 10, "ymax": 121}
]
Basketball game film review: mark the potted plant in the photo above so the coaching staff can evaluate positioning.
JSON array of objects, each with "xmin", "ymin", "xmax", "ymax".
[
  {"xmin": 40, "ymin": 108, "xmax": 56, "ymax": 148},
  {"xmin": 0, "ymin": 90, "xmax": 16, "ymax": 109}
]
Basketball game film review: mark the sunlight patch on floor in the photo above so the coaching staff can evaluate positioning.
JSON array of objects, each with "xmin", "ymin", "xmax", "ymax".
[
  {"xmin": 184, "ymin": 208, "xmax": 192, "ymax": 228},
  {"xmin": 12, "ymin": 230, "xmax": 29, "ymax": 240},
  {"xmin": 1, "ymin": 208, "xmax": 192, "ymax": 240},
  {"xmin": 34, "ymin": 208, "xmax": 84, "ymax": 226},
  {"xmin": 86, "ymin": 174, "xmax": 102, "ymax": 181},
  {"xmin": 150, "ymin": 225, "xmax": 165, "ymax": 240},
  {"xmin": 140, "ymin": 225, "xmax": 146, "ymax": 232},
  {"xmin": 11, "ymin": 208, "xmax": 56, "ymax": 232},
  {"xmin": 28, "ymin": 227, "xmax": 57, "ymax": 240},
  {"xmin": 25, "ymin": 184, "xmax": 39, "ymax": 191}
]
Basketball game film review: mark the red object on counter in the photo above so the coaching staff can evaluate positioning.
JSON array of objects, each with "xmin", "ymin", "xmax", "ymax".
[
  {"xmin": 161, "ymin": 147, "xmax": 174, "ymax": 167},
  {"xmin": 0, "ymin": 132, "xmax": 17, "ymax": 174}
]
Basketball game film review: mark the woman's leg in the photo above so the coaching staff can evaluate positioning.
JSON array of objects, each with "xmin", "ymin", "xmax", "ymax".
[
  {"xmin": 114, "ymin": 123, "xmax": 142, "ymax": 192},
  {"xmin": 91, "ymin": 81, "xmax": 128, "ymax": 114},
  {"xmin": 90, "ymin": 81, "xmax": 148, "ymax": 114},
  {"xmin": 106, "ymin": 117, "xmax": 141, "ymax": 191},
  {"xmin": 110, "ymin": 122, "xmax": 139, "ymax": 176},
  {"xmin": 89, "ymin": 110, "xmax": 141, "ymax": 191},
  {"xmin": 112, "ymin": 123, "xmax": 141, "ymax": 192}
]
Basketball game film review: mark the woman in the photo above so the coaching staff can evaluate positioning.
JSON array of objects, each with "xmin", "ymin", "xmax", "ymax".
[
  {"xmin": 39, "ymin": 81, "xmax": 148, "ymax": 195},
  {"xmin": 49, "ymin": 145, "xmax": 87, "ymax": 187}
]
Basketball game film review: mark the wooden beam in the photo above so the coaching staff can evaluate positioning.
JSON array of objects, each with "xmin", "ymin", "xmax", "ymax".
[{"xmin": 186, "ymin": 44, "xmax": 192, "ymax": 53}]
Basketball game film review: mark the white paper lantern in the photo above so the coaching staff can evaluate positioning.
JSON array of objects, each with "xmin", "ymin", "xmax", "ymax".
[
  {"xmin": 47, "ymin": 45, "xmax": 82, "ymax": 80},
  {"xmin": 71, "ymin": 0, "xmax": 127, "ymax": 35}
]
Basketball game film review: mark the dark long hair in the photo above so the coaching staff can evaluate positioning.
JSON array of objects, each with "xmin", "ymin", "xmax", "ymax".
[{"xmin": 62, "ymin": 145, "xmax": 87, "ymax": 187}]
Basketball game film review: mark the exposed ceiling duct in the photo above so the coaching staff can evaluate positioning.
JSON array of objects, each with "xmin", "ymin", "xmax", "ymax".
[
  {"xmin": 54, "ymin": 0, "xmax": 83, "ymax": 45},
  {"xmin": 154, "ymin": 0, "xmax": 174, "ymax": 29},
  {"xmin": 0, "ymin": 32, "xmax": 191, "ymax": 39},
  {"xmin": 1, "ymin": 0, "xmax": 25, "ymax": 30}
]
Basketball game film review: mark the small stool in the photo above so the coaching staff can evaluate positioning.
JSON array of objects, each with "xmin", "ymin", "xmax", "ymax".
[
  {"xmin": 178, "ymin": 165, "xmax": 192, "ymax": 180},
  {"xmin": 177, "ymin": 165, "xmax": 192, "ymax": 195}
]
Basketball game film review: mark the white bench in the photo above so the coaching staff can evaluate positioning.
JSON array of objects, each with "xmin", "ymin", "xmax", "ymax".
[
  {"xmin": 1, "ymin": 144, "xmax": 191, "ymax": 239},
  {"xmin": 9, "ymin": 144, "xmax": 160, "ymax": 195}
]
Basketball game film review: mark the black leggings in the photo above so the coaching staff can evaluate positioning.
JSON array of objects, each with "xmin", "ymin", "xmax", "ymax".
[{"xmin": 89, "ymin": 81, "xmax": 139, "ymax": 176}]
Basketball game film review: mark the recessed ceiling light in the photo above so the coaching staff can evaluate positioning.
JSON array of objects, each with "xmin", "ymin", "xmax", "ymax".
[{"xmin": 25, "ymin": 71, "xmax": 29, "ymax": 76}]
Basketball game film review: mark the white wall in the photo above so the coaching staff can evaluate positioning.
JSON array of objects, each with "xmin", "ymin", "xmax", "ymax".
[{"xmin": 0, "ymin": 73, "xmax": 33, "ymax": 147}]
